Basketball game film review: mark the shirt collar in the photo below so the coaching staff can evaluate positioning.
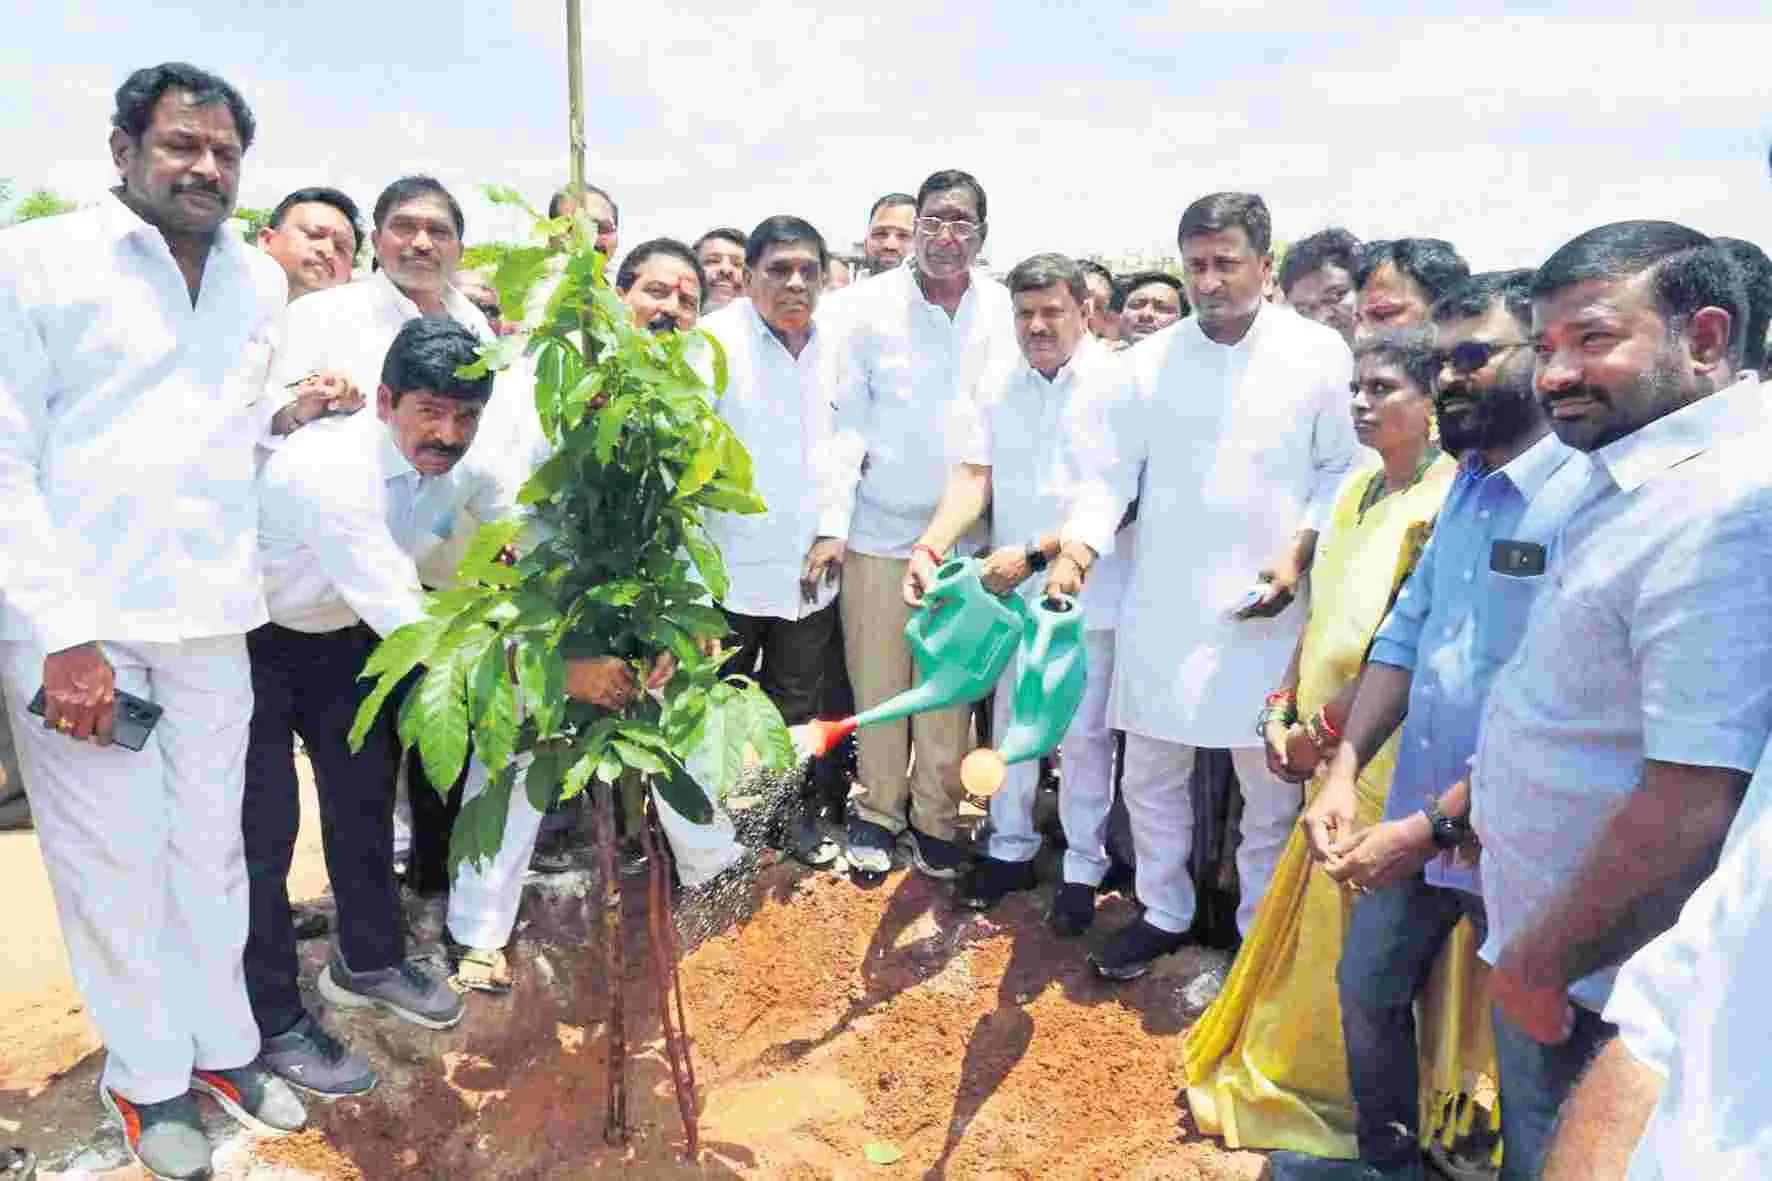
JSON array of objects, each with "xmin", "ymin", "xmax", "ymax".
[
  {"xmin": 1186, "ymin": 299, "xmax": 1268, "ymax": 352},
  {"xmin": 99, "ymin": 190, "xmax": 240, "ymax": 265},
  {"xmin": 374, "ymin": 418, "xmax": 419, "ymax": 485},
  {"xmin": 1592, "ymin": 374, "xmax": 1763, "ymax": 494},
  {"xmin": 1023, "ymin": 332, "xmax": 1099, "ymax": 390},
  {"xmin": 1475, "ymin": 430, "xmax": 1575, "ymax": 500},
  {"xmin": 369, "ymin": 268, "xmax": 484, "ymax": 330},
  {"xmin": 745, "ymin": 299, "xmax": 818, "ymax": 355}
]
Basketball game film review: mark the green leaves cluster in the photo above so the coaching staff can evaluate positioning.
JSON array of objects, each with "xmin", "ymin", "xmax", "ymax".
[{"xmin": 351, "ymin": 184, "xmax": 794, "ymax": 873}]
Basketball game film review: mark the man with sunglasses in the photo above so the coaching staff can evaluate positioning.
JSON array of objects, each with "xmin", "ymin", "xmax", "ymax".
[
  {"xmin": 829, "ymin": 168, "xmax": 1018, "ymax": 882},
  {"xmin": 1276, "ymin": 270, "xmax": 1591, "ymax": 1180}
]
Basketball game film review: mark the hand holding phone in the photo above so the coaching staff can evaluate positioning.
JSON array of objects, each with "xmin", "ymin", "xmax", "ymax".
[{"xmin": 29, "ymin": 686, "xmax": 163, "ymax": 752}]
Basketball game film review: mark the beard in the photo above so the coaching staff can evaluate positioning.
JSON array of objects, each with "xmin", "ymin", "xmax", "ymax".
[{"xmin": 1437, "ymin": 358, "xmax": 1541, "ymax": 454}]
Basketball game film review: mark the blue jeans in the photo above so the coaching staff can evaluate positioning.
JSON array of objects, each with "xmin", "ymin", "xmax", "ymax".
[
  {"xmin": 1490, "ymin": 1002, "xmax": 1616, "ymax": 1180},
  {"xmin": 1336, "ymin": 873, "xmax": 1486, "ymax": 1175}
]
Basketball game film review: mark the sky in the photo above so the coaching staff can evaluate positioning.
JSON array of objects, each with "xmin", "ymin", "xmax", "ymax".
[{"xmin": 2, "ymin": 2, "xmax": 1768, "ymax": 273}]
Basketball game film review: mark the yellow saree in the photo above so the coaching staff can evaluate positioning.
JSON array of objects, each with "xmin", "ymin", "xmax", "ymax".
[{"xmin": 1182, "ymin": 454, "xmax": 1497, "ymax": 1159}]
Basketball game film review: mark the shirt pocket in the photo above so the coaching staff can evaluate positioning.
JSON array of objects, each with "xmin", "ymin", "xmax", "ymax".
[{"xmin": 1480, "ymin": 566, "xmax": 1546, "ymax": 668}]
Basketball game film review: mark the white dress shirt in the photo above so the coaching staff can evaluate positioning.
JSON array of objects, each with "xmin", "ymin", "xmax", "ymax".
[
  {"xmin": 963, "ymin": 334, "xmax": 1130, "ymax": 631},
  {"xmin": 699, "ymin": 301, "xmax": 858, "ymax": 620},
  {"xmin": 1603, "ymin": 735, "xmax": 1772, "ymax": 1180},
  {"xmin": 0, "ymin": 195, "xmax": 288, "ymax": 653},
  {"xmin": 830, "ymin": 264, "xmax": 1018, "ymax": 558},
  {"xmin": 1063, "ymin": 304, "xmax": 1357, "ymax": 747},
  {"xmin": 269, "ymin": 268, "xmax": 494, "ymax": 396},
  {"xmin": 258, "ymin": 411, "xmax": 519, "ymax": 637},
  {"xmin": 1470, "ymin": 377, "xmax": 1772, "ymax": 1011}
]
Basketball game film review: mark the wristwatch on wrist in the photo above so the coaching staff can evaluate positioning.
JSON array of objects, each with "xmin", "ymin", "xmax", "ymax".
[
  {"xmin": 1024, "ymin": 541, "xmax": 1049, "ymax": 572},
  {"xmin": 1422, "ymin": 795, "xmax": 1470, "ymax": 851}
]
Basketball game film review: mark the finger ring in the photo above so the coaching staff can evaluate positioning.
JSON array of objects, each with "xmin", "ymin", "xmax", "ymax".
[{"xmin": 55, "ymin": 718, "xmax": 73, "ymax": 733}]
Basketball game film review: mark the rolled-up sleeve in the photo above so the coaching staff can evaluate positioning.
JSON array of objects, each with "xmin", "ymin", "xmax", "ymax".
[
  {"xmin": 286, "ymin": 471, "xmax": 426, "ymax": 639},
  {"xmin": 1632, "ymin": 499, "xmax": 1772, "ymax": 771},
  {"xmin": 1303, "ymin": 344, "xmax": 1358, "ymax": 534},
  {"xmin": 0, "ymin": 272, "xmax": 100, "ymax": 653}
]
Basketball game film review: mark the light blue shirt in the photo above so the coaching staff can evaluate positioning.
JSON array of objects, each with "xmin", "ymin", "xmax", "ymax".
[
  {"xmin": 1470, "ymin": 378, "xmax": 1772, "ymax": 1011},
  {"xmin": 1369, "ymin": 432, "xmax": 1591, "ymax": 893}
]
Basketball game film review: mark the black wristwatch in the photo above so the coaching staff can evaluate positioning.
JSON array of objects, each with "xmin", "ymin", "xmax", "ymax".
[
  {"xmin": 1422, "ymin": 796, "xmax": 1470, "ymax": 851},
  {"xmin": 1024, "ymin": 541, "xmax": 1049, "ymax": 572}
]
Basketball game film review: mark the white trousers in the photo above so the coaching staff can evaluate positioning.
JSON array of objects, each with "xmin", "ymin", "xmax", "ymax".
[
  {"xmin": 986, "ymin": 629, "xmax": 1117, "ymax": 886},
  {"xmin": 1118, "ymin": 734, "xmax": 1303, "ymax": 936},
  {"xmin": 3, "ymin": 636, "xmax": 260, "ymax": 1103},
  {"xmin": 445, "ymin": 755, "xmax": 745, "ymax": 950}
]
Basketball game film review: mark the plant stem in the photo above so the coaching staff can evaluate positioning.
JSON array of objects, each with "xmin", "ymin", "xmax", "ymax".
[
  {"xmin": 639, "ymin": 805, "xmax": 700, "ymax": 1155},
  {"xmin": 591, "ymin": 777, "xmax": 628, "ymax": 1143},
  {"xmin": 565, "ymin": 0, "xmax": 586, "ymax": 199}
]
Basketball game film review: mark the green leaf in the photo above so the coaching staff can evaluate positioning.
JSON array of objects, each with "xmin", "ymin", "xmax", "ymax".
[
  {"xmin": 522, "ymin": 744, "xmax": 569, "ymax": 813},
  {"xmin": 520, "ymin": 447, "xmax": 578, "ymax": 506},
  {"xmin": 399, "ymin": 643, "xmax": 474, "ymax": 790},
  {"xmin": 593, "ymin": 400, "xmax": 626, "ymax": 464},
  {"xmin": 350, "ymin": 616, "xmax": 447, "ymax": 751},
  {"xmin": 682, "ymin": 525, "xmax": 728, "ymax": 601},
  {"xmin": 447, "ymin": 761, "xmax": 515, "ymax": 875},
  {"xmin": 862, "ymin": 1142, "xmax": 903, "ymax": 1166},
  {"xmin": 455, "ymin": 518, "xmax": 526, "ymax": 586},
  {"xmin": 703, "ymin": 330, "xmax": 729, "ymax": 397},
  {"xmin": 515, "ymin": 641, "xmax": 566, "ymax": 737},
  {"xmin": 665, "ymin": 602, "xmax": 732, "ymax": 638},
  {"xmin": 718, "ymin": 423, "xmax": 755, "ymax": 489},
  {"xmin": 697, "ymin": 477, "xmax": 768, "ymax": 515},
  {"xmin": 469, "ymin": 641, "xmax": 518, "ymax": 773},
  {"xmin": 610, "ymin": 737, "xmax": 668, "ymax": 776},
  {"xmin": 457, "ymin": 333, "xmax": 528, "ymax": 380},
  {"xmin": 651, "ymin": 749, "xmax": 714, "ymax": 823}
]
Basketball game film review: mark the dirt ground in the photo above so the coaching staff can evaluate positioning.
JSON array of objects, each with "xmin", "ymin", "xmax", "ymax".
[{"xmin": 2, "ymin": 770, "xmax": 1267, "ymax": 1181}]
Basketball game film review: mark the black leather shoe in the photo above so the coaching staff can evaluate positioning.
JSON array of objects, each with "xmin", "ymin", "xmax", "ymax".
[
  {"xmin": 1089, "ymin": 918, "xmax": 1191, "ymax": 981},
  {"xmin": 1048, "ymin": 882, "xmax": 1098, "ymax": 937},
  {"xmin": 955, "ymin": 856, "xmax": 1036, "ymax": 910}
]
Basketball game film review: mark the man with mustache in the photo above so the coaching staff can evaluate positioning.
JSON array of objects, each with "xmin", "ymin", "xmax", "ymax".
[
  {"xmin": 257, "ymin": 186, "xmax": 361, "ymax": 302},
  {"xmin": 1054, "ymin": 192, "xmax": 1358, "ymax": 980},
  {"xmin": 1280, "ymin": 228, "xmax": 1361, "ymax": 345},
  {"xmin": 700, "ymin": 217, "xmax": 857, "ymax": 866},
  {"xmin": 903, "ymin": 253, "xmax": 1130, "ymax": 935},
  {"xmin": 1455, "ymin": 221, "xmax": 1768, "ymax": 1179},
  {"xmin": 615, "ymin": 237, "xmax": 706, "ymax": 335},
  {"xmin": 1276, "ymin": 271, "xmax": 1592, "ymax": 1181},
  {"xmin": 828, "ymin": 168, "xmax": 1018, "ymax": 882},
  {"xmin": 862, "ymin": 192, "xmax": 916, "ymax": 275},
  {"xmin": 694, "ymin": 226, "xmax": 749, "ymax": 312},
  {"xmin": 1353, "ymin": 238, "xmax": 1469, "ymax": 341},
  {"xmin": 1117, "ymin": 271, "xmax": 1187, "ymax": 345},
  {"xmin": 0, "ymin": 62, "xmax": 323, "ymax": 1178}
]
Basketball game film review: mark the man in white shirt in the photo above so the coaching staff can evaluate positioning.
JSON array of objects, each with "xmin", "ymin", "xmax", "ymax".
[
  {"xmin": 0, "ymin": 62, "xmax": 315, "ymax": 1179},
  {"xmin": 903, "ymin": 253, "xmax": 1129, "ymax": 935},
  {"xmin": 1463, "ymin": 221, "xmax": 1771, "ymax": 1180},
  {"xmin": 830, "ymin": 168, "xmax": 1019, "ymax": 880},
  {"xmin": 1118, "ymin": 271, "xmax": 1186, "ymax": 346},
  {"xmin": 1057, "ymin": 192, "xmax": 1358, "ymax": 980},
  {"xmin": 862, "ymin": 192, "xmax": 916, "ymax": 275},
  {"xmin": 246, "ymin": 318, "xmax": 509, "ymax": 1095},
  {"xmin": 700, "ymin": 217, "xmax": 854, "ymax": 865},
  {"xmin": 1541, "ymin": 737, "xmax": 1772, "ymax": 1181},
  {"xmin": 694, "ymin": 227, "xmax": 749, "ymax": 313},
  {"xmin": 256, "ymin": 186, "xmax": 361, "ymax": 303}
]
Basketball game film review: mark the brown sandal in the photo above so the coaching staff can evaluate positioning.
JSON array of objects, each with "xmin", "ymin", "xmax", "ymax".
[{"xmin": 452, "ymin": 945, "xmax": 512, "ymax": 994}]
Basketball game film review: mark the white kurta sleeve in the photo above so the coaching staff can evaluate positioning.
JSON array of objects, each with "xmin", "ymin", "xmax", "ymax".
[
  {"xmin": 1061, "ymin": 360, "xmax": 1143, "ymax": 558},
  {"xmin": 1302, "ymin": 342, "xmax": 1358, "ymax": 534},
  {"xmin": 0, "ymin": 275, "xmax": 101, "ymax": 654},
  {"xmin": 824, "ymin": 315, "xmax": 870, "ymax": 540},
  {"xmin": 287, "ymin": 469, "xmax": 428, "ymax": 639}
]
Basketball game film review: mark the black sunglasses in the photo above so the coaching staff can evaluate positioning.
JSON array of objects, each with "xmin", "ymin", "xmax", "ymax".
[{"xmin": 1437, "ymin": 340, "xmax": 1529, "ymax": 374}]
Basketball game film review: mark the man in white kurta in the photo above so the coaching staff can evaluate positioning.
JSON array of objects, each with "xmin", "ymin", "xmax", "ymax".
[
  {"xmin": 829, "ymin": 169, "xmax": 1020, "ymax": 880},
  {"xmin": 905, "ymin": 254, "xmax": 1131, "ymax": 934},
  {"xmin": 0, "ymin": 65, "xmax": 314, "ymax": 1176},
  {"xmin": 699, "ymin": 217, "xmax": 858, "ymax": 864},
  {"xmin": 1061, "ymin": 192, "xmax": 1356, "ymax": 979}
]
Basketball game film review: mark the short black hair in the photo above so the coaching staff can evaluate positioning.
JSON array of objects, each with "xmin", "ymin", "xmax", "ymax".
[
  {"xmin": 1353, "ymin": 326, "xmax": 1439, "ymax": 394},
  {"xmin": 268, "ymin": 186, "xmax": 364, "ymax": 254},
  {"xmin": 868, "ymin": 192, "xmax": 917, "ymax": 222},
  {"xmin": 1355, "ymin": 239, "xmax": 1471, "ymax": 305},
  {"xmin": 695, "ymin": 226, "xmax": 749, "ymax": 256},
  {"xmin": 1714, "ymin": 238, "xmax": 1772, "ymax": 371},
  {"xmin": 916, "ymin": 169, "xmax": 988, "ymax": 225},
  {"xmin": 1119, "ymin": 270, "xmax": 1189, "ymax": 313},
  {"xmin": 549, "ymin": 183, "xmax": 619, "ymax": 224},
  {"xmin": 1279, "ymin": 227, "xmax": 1361, "ymax": 295},
  {"xmin": 1177, "ymin": 192, "xmax": 1271, "ymax": 256},
  {"xmin": 744, "ymin": 216, "xmax": 828, "ymax": 271},
  {"xmin": 381, "ymin": 317, "xmax": 494, "ymax": 405},
  {"xmin": 615, "ymin": 237, "xmax": 705, "ymax": 297},
  {"xmin": 1006, "ymin": 253, "xmax": 1088, "ymax": 305},
  {"xmin": 1078, "ymin": 259, "xmax": 1119, "ymax": 309},
  {"xmin": 112, "ymin": 62, "xmax": 255, "ymax": 151},
  {"xmin": 372, "ymin": 176, "xmax": 464, "ymax": 237},
  {"xmin": 1531, "ymin": 220, "xmax": 1749, "ymax": 367},
  {"xmin": 1431, "ymin": 269, "xmax": 1535, "ymax": 329}
]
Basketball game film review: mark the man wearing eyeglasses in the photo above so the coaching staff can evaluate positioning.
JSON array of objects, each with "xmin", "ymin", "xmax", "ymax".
[
  {"xmin": 829, "ymin": 168, "xmax": 1018, "ymax": 882},
  {"xmin": 1277, "ymin": 270, "xmax": 1590, "ymax": 1180}
]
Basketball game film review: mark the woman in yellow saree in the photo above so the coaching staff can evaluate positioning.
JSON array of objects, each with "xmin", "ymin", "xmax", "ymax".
[{"xmin": 1182, "ymin": 330, "xmax": 1493, "ymax": 1176}]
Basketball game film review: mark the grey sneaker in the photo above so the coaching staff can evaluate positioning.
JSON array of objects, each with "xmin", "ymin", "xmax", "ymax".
[
  {"xmin": 260, "ymin": 1013, "xmax": 377, "ymax": 1096},
  {"xmin": 319, "ymin": 956, "xmax": 465, "ymax": 1030},
  {"xmin": 191, "ymin": 1063, "xmax": 306, "ymax": 1135},
  {"xmin": 845, "ymin": 817, "xmax": 894, "ymax": 879},
  {"xmin": 100, "ymin": 1087, "xmax": 211, "ymax": 1181}
]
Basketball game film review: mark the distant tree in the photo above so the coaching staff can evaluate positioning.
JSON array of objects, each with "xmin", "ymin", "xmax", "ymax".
[
  {"xmin": 235, "ymin": 205, "xmax": 274, "ymax": 243},
  {"xmin": 10, "ymin": 188, "xmax": 80, "ymax": 223}
]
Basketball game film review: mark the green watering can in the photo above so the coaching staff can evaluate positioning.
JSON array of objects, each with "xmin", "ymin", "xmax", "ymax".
[
  {"xmin": 961, "ymin": 592, "xmax": 1089, "ymax": 797},
  {"xmin": 798, "ymin": 559, "xmax": 1091, "ymax": 799}
]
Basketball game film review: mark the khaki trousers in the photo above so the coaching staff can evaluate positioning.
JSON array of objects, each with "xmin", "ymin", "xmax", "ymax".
[{"xmin": 840, "ymin": 551, "xmax": 967, "ymax": 840}]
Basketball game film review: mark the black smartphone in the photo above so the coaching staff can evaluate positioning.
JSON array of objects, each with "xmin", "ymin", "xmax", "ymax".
[{"xmin": 27, "ymin": 687, "xmax": 163, "ymax": 752}]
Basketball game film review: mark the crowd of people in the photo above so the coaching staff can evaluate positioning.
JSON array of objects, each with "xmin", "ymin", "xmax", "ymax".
[{"xmin": 2, "ymin": 58, "xmax": 1770, "ymax": 1181}]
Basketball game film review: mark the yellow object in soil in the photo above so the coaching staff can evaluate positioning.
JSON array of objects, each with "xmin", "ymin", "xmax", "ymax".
[{"xmin": 960, "ymin": 748, "xmax": 1008, "ymax": 797}]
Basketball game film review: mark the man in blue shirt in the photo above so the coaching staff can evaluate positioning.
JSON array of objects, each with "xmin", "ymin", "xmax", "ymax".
[{"xmin": 1270, "ymin": 271, "xmax": 1591, "ymax": 1181}]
